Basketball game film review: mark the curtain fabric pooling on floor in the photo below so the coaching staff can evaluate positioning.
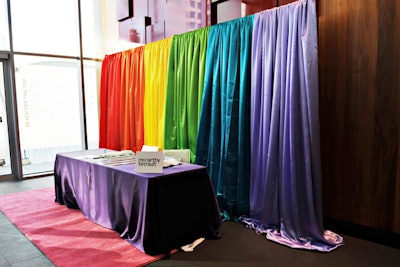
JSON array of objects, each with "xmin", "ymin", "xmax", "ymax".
[
  {"xmin": 98, "ymin": 0, "xmax": 344, "ymax": 252},
  {"xmin": 240, "ymin": 0, "xmax": 344, "ymax": 252}
]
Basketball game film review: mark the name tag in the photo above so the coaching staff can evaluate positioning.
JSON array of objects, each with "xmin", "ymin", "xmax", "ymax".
[{"xmin": 135, "ymin": 151, "xmax": 163, "ymax": 173}]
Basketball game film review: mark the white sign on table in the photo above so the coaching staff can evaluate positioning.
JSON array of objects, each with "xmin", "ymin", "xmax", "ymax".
[{"xmin": 135, "ymin": 151, "xmax": 163, "ymax": 173}]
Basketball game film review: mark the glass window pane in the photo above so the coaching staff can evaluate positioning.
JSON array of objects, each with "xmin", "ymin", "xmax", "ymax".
[
  {"xmin": 81, "ymin": 0, "xmax": 102, "ymax": 58},
  {"xmin": 14, "ymin": 55, "xmax": 84, "ymax": 176},
  {"xmin": 0, "ymin": 0, "xmax": 9, "ymax": 50},
  {"xmin": 83, "ymin": 60, "xmax": 100, "ymax": 149},
  {"xmin": 10, "ymin": 0, "xmax": 79, "ymax": 56}
]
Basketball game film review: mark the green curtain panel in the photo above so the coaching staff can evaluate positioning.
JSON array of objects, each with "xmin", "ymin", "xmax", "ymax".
[
  {"xmin": 164, "ymin": 27, "xmax": 210, "ymax": 162},
  {"xmin": 196, "ymin": 16, "xmax": 254, "ymax": 220}
]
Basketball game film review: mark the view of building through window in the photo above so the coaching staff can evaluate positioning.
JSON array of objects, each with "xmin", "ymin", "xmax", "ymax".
[{"xmin": 0, "ymin": 0, "xmax": 139, "ymax": 177}]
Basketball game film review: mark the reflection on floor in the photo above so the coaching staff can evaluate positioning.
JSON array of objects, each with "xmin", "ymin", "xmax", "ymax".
[{"xmin": 0, "ymin": 161, "xmax": 54, "ymax": 176}]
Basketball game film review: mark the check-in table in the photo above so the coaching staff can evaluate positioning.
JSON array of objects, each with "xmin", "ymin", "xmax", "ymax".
[{"xmin": 54, "ymin": 149, "xmax": 221, "ymax": 255}]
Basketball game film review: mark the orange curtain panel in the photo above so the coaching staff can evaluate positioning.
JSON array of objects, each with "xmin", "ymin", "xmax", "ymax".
[
  {"xmin": 143, "ymin": 38, "xmax": 172, "ymax": 149},
  {"xmin": 121, "ymin": 47, "xmax": 145, "ymax": 152}
]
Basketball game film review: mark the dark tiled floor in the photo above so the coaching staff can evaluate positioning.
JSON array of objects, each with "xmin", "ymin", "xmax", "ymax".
[{"xmin": 0, "ymin": 176, "xmax": 399, "ymax": 267}]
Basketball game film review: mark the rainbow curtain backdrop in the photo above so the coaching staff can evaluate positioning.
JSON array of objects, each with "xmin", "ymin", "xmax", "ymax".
[{"xmin": 99, "ymin": 0, "xmax": 344, "ymax": 252}]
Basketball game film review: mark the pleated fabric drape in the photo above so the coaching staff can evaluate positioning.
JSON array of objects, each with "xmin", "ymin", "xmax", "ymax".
[
  {"xmin": 195, "ymin": 16, "xmax": 254, "ymax": 221},
  {"xmin": 164, "ymin": 28, "xmax": 210, "ymax": 162},
  {"xmin": 122, "ymin": 47, "xmax": 145, "ymax": 152},
  {"xmin": 143, "ymin": 38, "xmax": 172, "ymax": 148},
  {"xmin": 99, "ymin": 53, "xmax": 110, "ymax": 149},
  {"xmin": 240, "ymin": 0, "xmax": 344, "ymax": 251},
  {"xmin": 98, "ymin": 0, "xmax": 343, "ymax": 252},
  {"xmin": 99, "ymin": 53, "xmax": 122, "ymax": 150},
  {"xmin": 99, "ymin": 47, "xmax": 145, "ymax": 152}
]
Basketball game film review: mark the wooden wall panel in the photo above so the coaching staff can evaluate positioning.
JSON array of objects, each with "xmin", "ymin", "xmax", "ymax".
[
  {"xmin": 242, "ymin": 0, "xmax": 276, "ymax": 16},
  {"xmin": 119, "ymin": 0, "xmax": 400, "ymax": 234},
  {"xmin": 374, "ymin": 0, "xmax": 400, "ymax": 231},
  {"xmin": 277, "ymin": 0, "xmax": 296, "ymax": 5},
  {"xmin": 395, "ymin": 0, "xmax": 400, "ymax": 232},
  {"xmin": 318, "ymin": 0, "xmax": 400, "ymax": 233}
]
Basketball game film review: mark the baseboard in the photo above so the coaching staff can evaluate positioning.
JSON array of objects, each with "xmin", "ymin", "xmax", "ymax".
[{"xmin": 324, "ymin": 217, "xmax": 400, "ymax": 249}]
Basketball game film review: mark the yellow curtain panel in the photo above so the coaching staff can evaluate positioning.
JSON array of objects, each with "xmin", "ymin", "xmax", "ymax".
[{"xmin": 143, "ymin": 38, "xmax": 172, "ymax": 149}]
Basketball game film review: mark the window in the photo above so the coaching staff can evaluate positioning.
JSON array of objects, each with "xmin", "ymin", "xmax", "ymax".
[
  {"xmin": 2, "ymin": 0, "xmax": 139, "ymax": 178},
  {"xmin": 0, "ymin": 0, "xmax": 9, "ymax": 50},
  {"xmin": 10, "ymin": 0, "xmax": 80, "ymax": 56},
  {"xmin": 83, "ymin": 60, "xmax": 101, "ymax": 149},
  {"xmin": 14, "ymin": 56, "xmax": 83, "ymax": 175}
]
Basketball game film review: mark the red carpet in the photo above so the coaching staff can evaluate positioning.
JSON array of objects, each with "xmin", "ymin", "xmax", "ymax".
[{"xmin": 0, "ymin": 187, "xmax": 169, "ymax": 267}]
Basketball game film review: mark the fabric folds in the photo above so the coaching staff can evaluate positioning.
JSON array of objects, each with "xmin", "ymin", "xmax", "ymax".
[
  {"xmin": 164, "ymin": 28, "xmax": 210, "ymax": 162},
  {"xmin": 99, "ymin": 53, "xmax": 122, "ymax": 150},
  {"xmin": 240, "ymin": 0, "xmax": 344, "ymax": 252},
  {"xmin": 123, "ymin": 47, "xmax": 145, "ymax": 152},
  {"xmin": 98, "ymin": 0, "xmax": 344, "ymax": 253},
  {"xmin": 144, "ymin": 38, "xmax": 172, "ymax": 148},
  {"xmin": 195, "ymin": 16, "xmax": 254, "ymax": 220},
  {"xmin": 99, "ymin": 47, "xmax": 145, "ymax": 152}
]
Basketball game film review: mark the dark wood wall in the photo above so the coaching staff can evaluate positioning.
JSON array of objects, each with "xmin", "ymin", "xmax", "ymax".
[
  {"xmin": 318, "ymin": 0, "xmax": 400, "ymax": 234},
  {"xmin": 118, "ymin": 0, "xmax": 400, "ymax": 236},
  {"xmin": 208, "ymin": 0, "xmax": 400, "ymax": 236}
]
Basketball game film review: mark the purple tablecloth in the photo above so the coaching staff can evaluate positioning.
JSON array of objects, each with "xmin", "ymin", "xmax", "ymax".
[{"xmin": 54, "ymin": 149, "xmax": 221, "ymax": 255}]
